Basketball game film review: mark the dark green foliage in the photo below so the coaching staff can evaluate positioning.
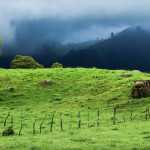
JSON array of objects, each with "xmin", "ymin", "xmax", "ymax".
[
  {"xmin": 3, "ymin": 126, "xmax": 14, "ymax": 136},
  {"xmin": 0, "ymin": 37, "xmax": 2, "ymax": 45},
  {"xmin": 51, "ymin": 62, "xmax": 63, "ymax": 68},
  {"xmin": 10, "ymin": 55, "xmax": 43, "ymax": 69}
]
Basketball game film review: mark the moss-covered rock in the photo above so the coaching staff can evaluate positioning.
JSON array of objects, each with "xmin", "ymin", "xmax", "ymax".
[
  {"xmin": 132, "ymin": 80, "xmax": 150, "ymax": 98},
  {"xmin": 134, "ymin": 82, "xmax": 146, "ymax": 88},
  {"xmin": 118, "ymin": 73, "xmax": 132, "ymax": 77}
]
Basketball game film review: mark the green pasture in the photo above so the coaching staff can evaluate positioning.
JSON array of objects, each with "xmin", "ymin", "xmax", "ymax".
[{"xmin": 0, "ymin": 68, "xmax": 150, "ymax": 150}]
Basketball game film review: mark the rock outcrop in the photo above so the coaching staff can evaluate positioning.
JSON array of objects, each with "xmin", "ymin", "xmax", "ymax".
[{"xmin": 132, "ymin": 80, "xmax": 150, "ymax": 98}]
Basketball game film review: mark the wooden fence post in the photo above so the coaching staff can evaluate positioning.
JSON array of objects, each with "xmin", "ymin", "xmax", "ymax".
[
  {"xmin": 19, "ymin": 109, "xmax": 22, "ymax": 136},
  {"xmin": 113, "ymin": 107, "xmax": 116, "ymax": 125},
  {"xmin": 40, "ymin": 112, "xmax": 47, "ymax": 134},
  {"xmin": 70, "ymin": 112, "xmax": 72, "ymax": 129},
  {"xmin": 140, "ymin": 102, "xmax": 142, "ymax": 120},
  {"xmin": 131, "ymin": 107, "xmax": 133, "ymax": 121},
  {"xmin": 11, "ymin": 116, "xmax": 13, "ymax": 129},
  {"xmin": 3, "ymin": 111, "xmax": 10, "ymax": 136},
  {"xmin": 33, "ymin": 119, "xmax": 36, "ymax": 135},
  {"xmin": 50, "ymin": 110, "xmax": 55, "ymax": 132},
  {"xmin": 60, "ymin": 113, "xmax": 63, "ymax": 131},
  {"xmin": 97, "ymin": 110, "xmax": 100, "ymax": 126},
  {"xmin": 145, "ymin": 108, "xmax": 148, "ymax": 120},
  {"xmin": 88, "ymin": 112, "xmax": 90, "ymax": 128},
  {"xmin": 123, "ymin": 112, "xmax": 126, "ymax": 127},
  {"xmin": 123, "ymin": 112, "xmax": 125, "ymax": 124},
  {"xmin": 148, "ymin": 108, "xmax": 150, "ymax": 119},
  {"xmin": 78, "ymin": 111, "xmax": 81, "ymax": 128},
  {"xmin": 106, "ymin": 107, "xmax": 108, "ymax": 127}
]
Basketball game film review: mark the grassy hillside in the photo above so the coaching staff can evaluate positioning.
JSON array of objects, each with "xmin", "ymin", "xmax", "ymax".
[{"xmin": 0, "ymin": 68, "xmax": 150, "ymax": 150}]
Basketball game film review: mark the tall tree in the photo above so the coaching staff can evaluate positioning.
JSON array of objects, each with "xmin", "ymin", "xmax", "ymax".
[{"xmin": 111, "ymin": 32, "xmax": 114, "ymax": 38}]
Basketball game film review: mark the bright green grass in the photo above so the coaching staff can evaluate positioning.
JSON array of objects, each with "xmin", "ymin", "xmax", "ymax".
[{"xmin": 0, "ymin": 68, "xmax": 150, "ymax": 150}]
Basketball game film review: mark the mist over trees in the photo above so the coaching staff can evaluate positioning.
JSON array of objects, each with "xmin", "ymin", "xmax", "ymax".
[
  {"xmin": 60, "ymin": 26, "xmax": 150, "ymax": 72},
  {"xmin": 2, "ymin": 26, "xmax": 150, "ymax": 72},
  {"xmin": 0, "ymin": 39, "xmax": 100, "ymax": 68}
]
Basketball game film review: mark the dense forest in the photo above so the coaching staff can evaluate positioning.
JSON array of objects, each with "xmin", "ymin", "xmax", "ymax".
[{"xmin": 1, "ymin": 26, "xmax": 150, "ymax": 72}]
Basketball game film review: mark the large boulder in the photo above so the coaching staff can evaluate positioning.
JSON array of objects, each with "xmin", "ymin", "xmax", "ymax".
[{"xmin": 132, "ymin": 80, "xmax": 150, "ymax": 98}]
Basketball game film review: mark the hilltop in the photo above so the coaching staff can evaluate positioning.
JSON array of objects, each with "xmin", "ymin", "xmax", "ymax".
[
  {"xmin": 1, "ymin": 67, "xmax": 150, "ymax": 110},
  {"xmin": 60, "ymin": 26, "xmax": 150, "ymax": 72}
]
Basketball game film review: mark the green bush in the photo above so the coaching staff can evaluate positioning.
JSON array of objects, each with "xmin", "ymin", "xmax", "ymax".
[
  {"xmin": 10, "ymin": 55, "xmax": 43, "ymax": 69},
  {"xmin": 3, "ymin": 126, "xmax": 14, "ymax": 136},
  {"xmin": 51, "ymin": 62, "xmax": 63, "ymax": 68}
]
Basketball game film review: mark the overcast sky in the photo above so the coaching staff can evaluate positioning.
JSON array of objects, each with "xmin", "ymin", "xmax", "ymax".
[{"xmin": 0, "ymin": 0, "xmax": 150, "ymax": 44}]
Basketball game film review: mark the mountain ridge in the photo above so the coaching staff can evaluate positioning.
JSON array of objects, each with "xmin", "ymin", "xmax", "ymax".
[{"xmin": 60, "ymin": 26, "xmax": 150, "ymax": 71}]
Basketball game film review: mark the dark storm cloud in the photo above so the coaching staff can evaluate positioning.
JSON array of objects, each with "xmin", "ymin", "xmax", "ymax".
[{"xmin": 1, "ymin": 0, "xmax": 150, "ymax": 53}]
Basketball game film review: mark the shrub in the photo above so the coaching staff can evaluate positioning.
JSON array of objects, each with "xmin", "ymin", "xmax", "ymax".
[
  {"xmin": 3, "ymin": 126, "xmax": 14, "ymax": 136},
  {"xmin": 51, "ymin": 62, "xmax": 63, "ymax": 68},
  {"xmin": 10, "ymin": 55, "xmax": 43, "ymax": 69}
]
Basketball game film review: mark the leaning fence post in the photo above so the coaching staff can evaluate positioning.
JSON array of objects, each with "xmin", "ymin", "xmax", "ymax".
[
  {"xmin": 148, "ymin": 108, "xmax": 150, "ymax": 119},
  {"xmin": 70, "ymin": 112, "xmax": 72, "ymax": 129},
  {"xmin": 33, "ymin": 119, "xmax": 36, "ymax": 135},
  {"xmin": 113, "ymin": 107, "xmax": 116, "ymax": 125},
  {"xmin": 123, "ymin": 112, "xmax": 125, "ymax": 123},
  {"xmin": 60, "ymin": 113, "xmax": 63, "ymax": 131},
  {"xmin": 50, "ymin": 110, "xmax": 56, "ymax": 132},
  {"xmin": 19, "ymin": 109, "xmax": 22, "ymax": 136},
  {"xmin": 3, "ymin": 111, "xmax": 10, "ymax": 136},
  {"xmin": 131, "ymin": 107, "xmax": 133, "ymax": 121},
  {"xmin": 106, "ymin": 107, "xmax": 108, "ymax": 127},
  {"xmin": 11, "ymin": 116, "xmax": 13, "ymax": 129},
  {"xmin": 97, "ymin": 110, "xmax": 100, "ymax": 126},
  {"xmin": 123, "ymin": 111, "xmax": 126, "ymax": 127},
  {"xmin": 140, "ymin": 102, "xmax": 142, "ymax": 120},
  {"xmin": 145, "ymin": 108, "xmax": 148, "ymax": 120},
  {"xmin": 88, "ymin": 112, "xmax": 90, "ymax": 128},
  {"xmin": 78, "ymin": 111, "xmax": 81, "ymax": 128},
  {"xmin": 40, "ymin": 112, "xmax": 47, "ymax": 134}
]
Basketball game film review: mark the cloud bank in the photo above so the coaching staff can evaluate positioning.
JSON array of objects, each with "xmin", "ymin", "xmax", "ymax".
[{"xmin": 0, "ymin": 0, "xmax": 150, "ymax": 52}]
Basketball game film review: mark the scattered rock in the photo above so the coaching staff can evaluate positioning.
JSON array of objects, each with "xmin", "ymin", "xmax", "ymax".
[
  {"xmin": 88, "ymin": 98, "xmax": 92, "ymax": 101},
  {"xmin": 118, "ymin": 73, "xmax": 132, "ymax": 77},
  {"xmin": 43, "ymin": 80, "xmax": 51, "ymax": 85},
  {"xmin": 5, "ymin": 83, "xmax": 14, "ymax": 91},
  {"xmin": 8, "ymin": 87, "xmax": 14, "ymax": 91},
  {"xmin": 5, "ymin": 87, "xmax": 14, "ymax": 91},
  {"xmin": 132, "ymin": 70, "xmax": 141, "ymax": 72}
]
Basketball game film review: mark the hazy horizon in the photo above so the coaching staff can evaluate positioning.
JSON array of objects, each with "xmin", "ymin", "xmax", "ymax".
[{"xmin": 1, "ymin": 0, "xmax": 150, "ymax": 44}]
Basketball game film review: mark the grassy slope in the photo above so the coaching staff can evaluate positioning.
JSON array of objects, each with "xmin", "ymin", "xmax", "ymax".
[{"xmin": 0, "ymin": 68, "xmax": 150, "ymax": 150}]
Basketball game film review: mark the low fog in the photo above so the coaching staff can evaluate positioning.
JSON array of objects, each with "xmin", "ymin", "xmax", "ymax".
[{"xmin": 1, "ymin": 0, "xmax": 150, "ymax": 54}]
